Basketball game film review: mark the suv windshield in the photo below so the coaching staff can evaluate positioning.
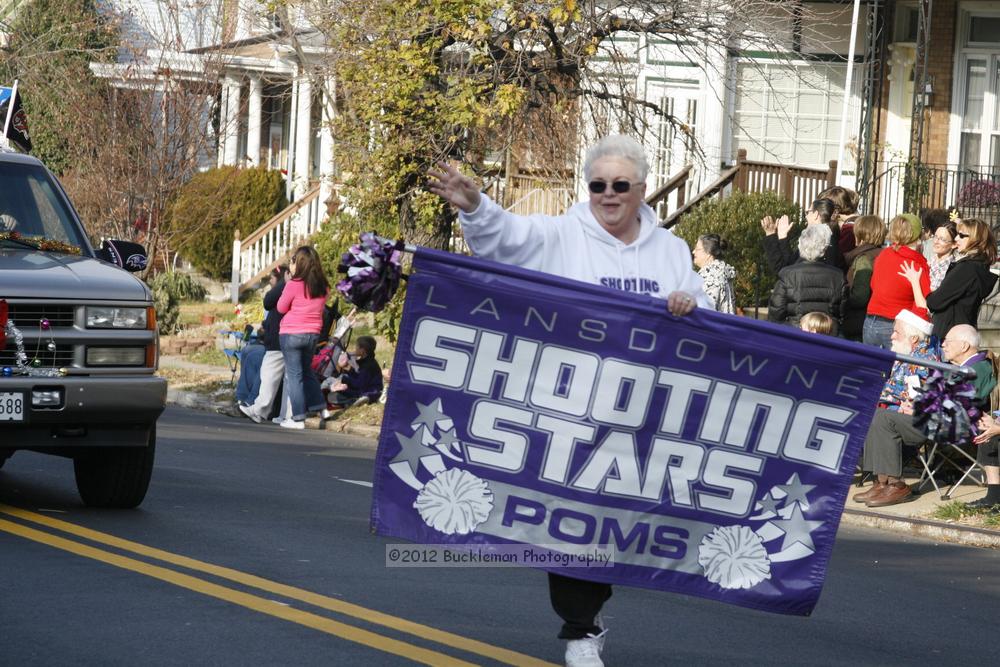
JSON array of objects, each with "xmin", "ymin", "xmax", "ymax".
[{"xmin": 0, "ymin": 161, "xmax": 88, "ymax": 251}]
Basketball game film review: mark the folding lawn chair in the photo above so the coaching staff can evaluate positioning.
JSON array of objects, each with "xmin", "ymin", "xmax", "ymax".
[
  {"xmin": 914, "ymin": 439, "xmax": 985, "ymax": 501},
  {"xmin": 219, "ymin": 323, "xmax": 255, "ymax": 386}
]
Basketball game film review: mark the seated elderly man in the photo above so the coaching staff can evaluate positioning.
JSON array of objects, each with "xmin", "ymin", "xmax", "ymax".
[
  {"xmin": 943, "ymin": 324, "xmax": 997, "ymax": 415},
  {"xmin": 854, "ymin": 309, "xmax": 939, "ymax": 507}
]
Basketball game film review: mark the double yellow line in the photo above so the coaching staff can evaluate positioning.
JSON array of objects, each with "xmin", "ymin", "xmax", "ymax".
[{"xmin": 0, "ymin": 504, "xmax": 556, "ymax": 666}]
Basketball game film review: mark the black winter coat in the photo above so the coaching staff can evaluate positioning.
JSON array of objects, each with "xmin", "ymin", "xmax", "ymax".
[
  {"xmin": 260, "ymin": 278, "xmax": 286, "ymax": 351},
  {"xmin": 768, "ymin": 260, "xmax": 846, "ymax": 333},
  {"xmin": 762, "ymin": 230, "xmax": 846, "ymax": 274},
  {"xmin": 842, "ymin": 244, "xmax": 881, "ymax": 340},
  {"xmin": 926, "ymin": 255, "xmax": 998, "ymax": 339}
]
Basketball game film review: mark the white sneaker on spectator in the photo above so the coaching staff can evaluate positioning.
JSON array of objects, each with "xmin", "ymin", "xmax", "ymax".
[
  {"xmin": 565, "ymin": 631, "xmax": 605, "ymax": 667},
  {"xmin": 239, "ymin": 403, "xmax": 263, "ymax": 424},
  {"xmin": 271, "ymin": 416, "xmax": 284, "ymax": 424},
  {"xmin": 279, "ymin": 419, "xmax": 304, "ymax": 430},
  {"xmin": 321, "ymin": 408, "xmax": 334, "ymax": 420}
]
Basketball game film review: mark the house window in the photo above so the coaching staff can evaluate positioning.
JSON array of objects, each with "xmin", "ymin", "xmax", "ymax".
[
  {"xmin": 969, "ymin": 16, "xmax": 1000, "ymax": 45},
  {"xmin": 894, "ymin": 4, "xmax": 920, "ymax": 43},
  {"xmin": 956, "ymin": 11, "xmax": 1000, "ymax": 172},
  {"xmin": 731, "ymin": 60, "xmax": 857, "ymax": 170}
]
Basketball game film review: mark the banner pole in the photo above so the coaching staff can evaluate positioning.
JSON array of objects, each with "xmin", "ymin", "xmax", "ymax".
[
  {"xmin": 893, "ymin": 352, "xmax": 976, "ymax": 379},
  {"xmin": 2, "ymin": 79, "xmax": 17, "ymax": 140}
]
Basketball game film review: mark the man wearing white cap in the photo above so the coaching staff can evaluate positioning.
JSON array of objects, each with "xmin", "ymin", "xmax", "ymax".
[{"xmin": 854, "ymin": 309, "xmax": 940, "ymax": 507}]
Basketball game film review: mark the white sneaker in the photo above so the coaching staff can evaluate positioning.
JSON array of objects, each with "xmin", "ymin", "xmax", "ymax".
[
  {"xmin": 321, "ymin": 408, "xmax": 333, "ymax": 420},
  {"xmin": 271, "ymin": 416, "xmax": 284, "ymax": 424},
  {"xmin": 279, "ymin": 419, "xmax": 305, "ymax": 430},
  {"xmin": 239, "ymin": 403, "xmax": 263, "ymax": 424},
  {"xmin": 594, "ymin": 613, "xmax": 607, "ymax": 652},
  {"xmin": 565, "ymin": 632, "xmax": 605, "ymax": 667}
]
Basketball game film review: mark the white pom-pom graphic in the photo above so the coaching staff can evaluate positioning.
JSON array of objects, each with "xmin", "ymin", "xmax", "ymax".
[
  {"xmin": 698, "ymin": 525, "xmax": 771, "ymax": 590},
  {"xmin": 414, "ymin": 468, "xmax": 494, "ymax": 535}
]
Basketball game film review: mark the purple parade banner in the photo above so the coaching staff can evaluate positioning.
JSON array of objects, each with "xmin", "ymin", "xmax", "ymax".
[{"xmin": 370, "ymin": 247, "xmax": 896, "ymax": 616}]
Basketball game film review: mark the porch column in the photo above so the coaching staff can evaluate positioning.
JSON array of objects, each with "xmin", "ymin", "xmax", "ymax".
[
  {"xmin": 293, "ymin": 74, "xmax": 312, "ymax": 197},
  {"xmin": 222, "ymin": 74, "xmax": 242, "ymax": 166},
  {"xmin": 318, "ymin": 76, "xmax": 336, "ymax": 207},
  {"xmin": 700, "ymin": 41, "xmax": 727, "ymax": 181},
  {"xmin": 247, "ymin": 74, "xmax": 263, "ymax": 167}
]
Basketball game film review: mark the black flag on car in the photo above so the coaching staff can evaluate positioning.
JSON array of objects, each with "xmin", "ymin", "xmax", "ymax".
[{"xmin": 0, "ymin": 81, "xmax": 32, "ymax": 153}]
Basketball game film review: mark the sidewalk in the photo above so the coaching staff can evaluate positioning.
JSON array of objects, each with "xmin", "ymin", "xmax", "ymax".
[
  {"xmin": 158, "ymin": 355, "xmax": 1000, "ymax": 549},
  {"xmin": 158, "ymin": 354, "xmax": 383, "ymax": 440},
  {"xmin": 841, "ymin": 475, "xmax": 1000, "ymax": 549}
]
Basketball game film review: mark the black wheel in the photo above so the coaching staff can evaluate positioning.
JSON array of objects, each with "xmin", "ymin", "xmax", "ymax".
[{"xmin": 74, "ymin": 426, "xmax": 156, "ymax": 508}]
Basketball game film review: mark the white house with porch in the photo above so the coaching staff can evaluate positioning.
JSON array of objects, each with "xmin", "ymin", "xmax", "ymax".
[{"xmin": 88, "ymin": 1, "xmax": 338, "ymax": 298}]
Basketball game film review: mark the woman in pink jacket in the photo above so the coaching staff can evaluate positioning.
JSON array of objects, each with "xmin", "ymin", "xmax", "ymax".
[{"xmin": 276, "ymin": 245, "xmax": 329, "ymax": 429}]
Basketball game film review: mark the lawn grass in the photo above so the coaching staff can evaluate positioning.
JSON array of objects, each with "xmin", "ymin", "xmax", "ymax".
[
  {"xmin": 157, "ymin": 366, "xmax": 232, "ymax": 395},
  {"xmin": 931, "ymin": 501, "xmax": 974, "ymax": 521},
  {"xmin": 189, "ymin": 347, "xmax": 231, "ymax": 367},
  {"xmin": 178, "ymin": 301, "xmax": 240, "ymax": 327}
]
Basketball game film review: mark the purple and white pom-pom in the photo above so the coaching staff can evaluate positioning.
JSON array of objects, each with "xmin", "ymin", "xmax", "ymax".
[
  {"xmin": 913, "ymin": 370, "xmax": 982, "ymax": 444},
  {"xmin": 336, "ymin": 232, "xmax": 405, "ymax": 312}
]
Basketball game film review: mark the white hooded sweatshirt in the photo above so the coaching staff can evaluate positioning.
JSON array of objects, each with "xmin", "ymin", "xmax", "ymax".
[{"xmin": 458, "ymin": 194, "xmax": 713, "ymax": 307}]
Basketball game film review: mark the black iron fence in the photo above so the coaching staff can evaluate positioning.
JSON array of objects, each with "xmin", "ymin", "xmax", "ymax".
[{"xmin": 871, "ymin": 162, "xmax": 1000, "ymax": 227}]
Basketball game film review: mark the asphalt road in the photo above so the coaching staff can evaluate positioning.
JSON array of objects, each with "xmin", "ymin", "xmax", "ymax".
[{"xmin": 2, "ymin": 406, "xmax": 999, "ymax": 666}]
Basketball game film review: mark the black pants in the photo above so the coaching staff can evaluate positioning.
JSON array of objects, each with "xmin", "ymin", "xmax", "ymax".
[
  {"xmin": 978, "ymin": 435, "xmax": 1000, "ymax": 466},
  {"xmin": 548, "ymin": 573, "xmax": 612, "ymax": 639}
]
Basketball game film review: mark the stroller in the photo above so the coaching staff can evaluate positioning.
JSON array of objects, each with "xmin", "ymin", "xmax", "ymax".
[{"xmin": 311, "ymin": 306, "xmax": 356, "ymax": 396}]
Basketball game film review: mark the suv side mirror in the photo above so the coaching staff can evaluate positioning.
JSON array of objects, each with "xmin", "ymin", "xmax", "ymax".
[{"xmin": 97, "ymin": 240, "xmax": 148, "ymax": 273}]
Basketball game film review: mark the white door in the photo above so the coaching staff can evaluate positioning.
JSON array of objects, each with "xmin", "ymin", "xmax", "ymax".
[{"xmin": 644, "ymin": 79, "xmax": 700, "ymax": 218}]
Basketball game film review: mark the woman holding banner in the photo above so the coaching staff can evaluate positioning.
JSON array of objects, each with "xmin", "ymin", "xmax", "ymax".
[{"xmin": 428, "ymin": 135, "xmax": 710, "ymax": 667}]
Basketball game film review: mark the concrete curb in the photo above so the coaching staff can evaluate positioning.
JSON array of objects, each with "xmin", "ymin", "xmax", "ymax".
[
  {"xmin": 840, "ymin": 508, "xmax": 1000, "ymax": 549},
  {"xmin": 167, "ymin": 387, "xmax": 233, "ymax": 414},
  {"xmin": 166, "ymin": 388, "xmax": 382, "ymax": 443}
]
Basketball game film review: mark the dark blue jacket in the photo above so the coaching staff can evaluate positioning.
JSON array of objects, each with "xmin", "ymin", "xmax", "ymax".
[
  {"xmin": 342, "ymin": 355, "xmax": 383, "ymax": 402},
  {"xmin": 261, "ymin": 279, "xmax": 285, "ymax": 351}
]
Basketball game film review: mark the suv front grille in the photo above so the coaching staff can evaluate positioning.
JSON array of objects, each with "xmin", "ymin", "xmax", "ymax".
[
  {"xmin": 8, "ymin": 304, "xmax": 76, "ymax": 328},
  {"xmin": 0, "ymin": 345, "xmax": 75, "ymax": 369}
]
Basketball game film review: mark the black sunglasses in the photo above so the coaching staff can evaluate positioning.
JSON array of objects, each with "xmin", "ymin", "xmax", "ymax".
[
  {"xmin": 588, "ymin": 180, "xmax": 639, "ymax": 194},
  {"xmin": 956, "ymin": 232, "xmax": 970, "ymax": 239}
]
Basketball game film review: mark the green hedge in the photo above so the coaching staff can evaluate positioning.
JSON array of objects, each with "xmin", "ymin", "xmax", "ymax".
[
  {"xmin": 672, "ymin": 191, "xmax": 801, "ymax": 307},
  {"xmin": 166, "ymin": 166, "xmax": 288, "ymax": 280}
]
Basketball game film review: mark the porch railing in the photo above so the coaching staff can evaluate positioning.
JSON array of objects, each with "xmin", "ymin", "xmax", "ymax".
[
  {"xmin": 649, "ymin": 149, "xmax": 838, "ymax": 228},
  {"xmin": 484, "ymin": 173, "xmax": 575, "ymax": 216},
  {"xmin": 870, "ymin": 162, "xmax": 1000, "ymax": 225},
  {"xmin": 646, "ymin": 164, "xmax": 692, "ymax": 221},
  {"xmin": 230, "ymin": 184, "xmax": 324, "ymax": 302}
]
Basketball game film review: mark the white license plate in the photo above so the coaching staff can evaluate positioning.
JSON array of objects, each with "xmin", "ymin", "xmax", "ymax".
[{"xmin": 0, "ymin": 392, "xmax": 25, "ymax": 422}]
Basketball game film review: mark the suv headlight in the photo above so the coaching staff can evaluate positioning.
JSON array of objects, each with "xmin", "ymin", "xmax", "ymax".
[{"xmin": 86, "ymin": 307, "xmax": 148, "ymax": 329}]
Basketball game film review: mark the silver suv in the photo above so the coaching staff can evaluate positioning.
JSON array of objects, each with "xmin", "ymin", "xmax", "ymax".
[{"xmin": 0, "ymin": 149, "xmax": 165, "ymax": 507}]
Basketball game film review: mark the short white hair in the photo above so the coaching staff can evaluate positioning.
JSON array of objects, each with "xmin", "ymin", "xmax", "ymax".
[
  {"xmin": 583, "ymin": 135, "xmax": 649, "ymax": 182},
  {"xmin": 797, "ymin": 223, "xmax": 832, "ymax": 261},
  {"xmin": 948, "ymin": 323, "xmax": 980, "ymax": 349}
]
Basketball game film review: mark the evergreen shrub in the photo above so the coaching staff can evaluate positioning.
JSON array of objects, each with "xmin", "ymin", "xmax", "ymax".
[
  {"xmin": 672, "ymin": 191, "xmax": 800, "ymax": 307},
  {"xmin": 166, "ymin": 166, "xmax": 288, "ymax": 280}
]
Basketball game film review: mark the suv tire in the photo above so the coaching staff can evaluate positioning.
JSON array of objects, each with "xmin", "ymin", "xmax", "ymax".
[{"xmin": 73, "ymin": 426, "xmax": 156, "ymax": 508}]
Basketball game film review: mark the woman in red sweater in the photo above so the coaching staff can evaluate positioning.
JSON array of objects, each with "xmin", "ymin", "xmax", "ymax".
[
  {"xmin": 276, "ymin": 245, "xmax": 330, "ymax": 429},
  {"xmin": 863, "ymin": 214, "xmax": 930, "ymax": 349}
]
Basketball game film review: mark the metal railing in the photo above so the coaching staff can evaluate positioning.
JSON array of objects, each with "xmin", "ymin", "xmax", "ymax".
[
  {"xmin": 871, "ymin": 162, "xmax": 1000, "ymax": 225},
  {"xmin": 230, "ymin": 184, "xmax": 324, "ymax": 302}
]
